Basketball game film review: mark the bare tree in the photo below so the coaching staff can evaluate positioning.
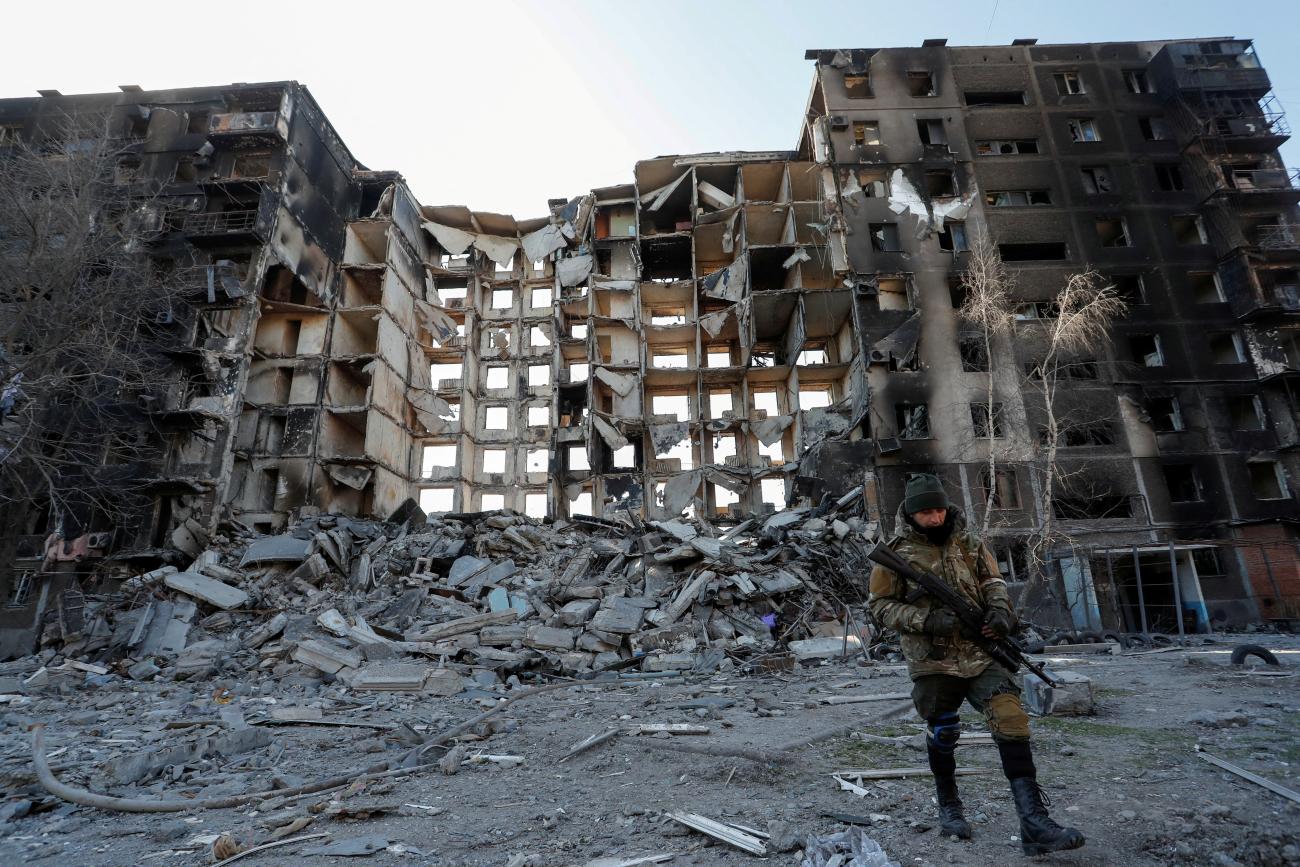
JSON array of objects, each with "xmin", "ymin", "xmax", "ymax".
[{"xmin": 0, "ymin": 111, "xmax": 189, "ymax": 592}]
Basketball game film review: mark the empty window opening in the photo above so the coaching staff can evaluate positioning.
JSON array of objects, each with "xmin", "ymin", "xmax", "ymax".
[
  {"xmin": 1172, "ymin": 214, "xmax": 1208, "ymax": 245},
  {"xmin": 1068, "ymin": 117, "xmax": 1101, "ymax": 142},
  {"xmin": 713, "ymin": 484, "xmax": 739, "ymax": 515},
  {"xmin": 653, "ymin": 394, "xmax": 691, "ymax": 421},
  {"xmin": 650, "ymin": 307, "xmax": 688, "ymax": 325},
  {"xmin": 1148, "ymin": 396, "xmax": 1184, "ymax": 432},
  {"xmin": 483, "ymin": 449, "xmax": 507, "ymax": 473},
  {"xmin": 1155, "ymin": 163, "xmax": 1185, "ymax": 191},
  {"xmin": 916, "ymin": 119, "xmax": 947, "ymax": 145},
  {"xmin": 843, "ymin": 73, "xmax": 872, "ymax": 98},
  {"xmin": 421, "ymin": 445, "xmax": 457, "ymax": 475},
  {"xmin": 1209, "ymin": 332, "xmax": 1246, "ymax": 364},
  {"xmin": 1125, "ymin": 69, "xmax": 1153, "ymax": 93},
  {"xmin": 1228, "ymin": 395, "xmax": 1265, "ymax": 430},
  {"xmin": 999, "ymin": 242, "xmax": 1067, "ymax": 261},
  {"xmin": 707, "ymin": 348, "xmax": 733, "ymax": 368},
  {"xmin": 752, "ymin": 390, "xmax": 780, "ymax": 416},
  {"xmin": 522, "ymin": 492, "xmax": 547, "ymax": 518},
  {"xmin": 430, "ymin": 362, "xmax": 463, "ymax": 388},
  {"xmin": 870, "ymin": 223, "xmax": 902, "ymax": 252},
  {"xmin": 877, "ymin": 277, "xmax": 910, "ymax": 310},
  {"xmin": 1164, "ymin": 464, "xmax": 1203, "ymax": 502},
  {"xmin": 8, "ymin": 571, "xmax": 34, "ymax": 606},
  {"xmin": 799, "ymin": 388, "xmax": 832, "ymax": 410},
  {"xmin": 906, "ymin": 70, "xmax": 936, "ymax": 97},
  {"xmin": 970, "ymin": 403, "xmax": 1004, "ymax": 438},
  {"xmin": 612, "ymin": 445, "xmax": 636, "ymax": 468},
  {"xmin": 896, "ymin": 403, "xmax": 930, "ymax": 439},
  {"xmin": 986, "ymin": 189, "xmax": 1052, "ymax": 206},
  {"xmin": 531, "ymin": 287, "xmax": 552, "ymax": 308},
  {"xmin": 486, "ymin": 366, "xmax": 509, "ymax": 389},
  {"xmin": 964, "ymin": 91, "xmax": 1027, "ymax": 106},
  {"xmin": 491, "ymin": 289, "xmax": 513, "ymax": 309},
  {"xmin": 568, "ymin": 446, "xmax": 589, "ymax": 471},
  {"xmin": 658, "ymin": 437, "xmax": 695, "ymax": 471},
  {"xmin": 481, "ymin": 493, "xmax": 506, "ymax": 511},
  {"xmin": 570, "ymin": 491, "xmax": 593, "ymax": 516},
  {"xmin": 760, "ymin": 477, "xmax": 788, "ymax": 511},
  {"xmin": 1189, "ymin": 271, "xmax": 1225, "ymax": 303},
  {"xmin": 653, "ymin": 349, "xmax": 690, "ymax": 369},
  {"xmin": 710, "ymin": 390, "xmax": 734, "ymax": 418},
  {"xmin": 529, "ymin": 326, "xmax": 551, "ymax": 348},
  {"xmin": 485, "ymin": 406, "xmax": 509, "ymax": 430},
  {"xmin": 925, "ymin": 171, "xmax": 957, "ymax": 197},
  {"xmin": 1096, "ymin": 217, "xmax": 1131, "ymax": 247},
  {"xmin": 529, "ymin": 365, "xmax": 550, "ymax": 386},
  {"xmin": 1140, "ymin": 116, "xmax": 1171, "ymax": 141},
  {"xmin": 1249, "ymin": 462, "xmax": 1288, "ymax": 499},
  {"xmin": 1111, "ymin": 274, "xmax": 1146, "ymax": 305},
  {"xmin": 975, "ymin": 139, "xmax": 1039, "ymax": 155},
  {"xmin": 938, "ymin": 222, "xmax": 969, "ymax": 252},
  {"xmin": 495, "ymin": 255, "xmax": 515, "ymax": 274},
  {"xmin": 419, "ymin": 486, "xmax": 454, "ymax": 513},
  {"xmin": 568, "ymin": 322, "xmax": 589, "ymax": 341},
  {"xmin": 959, "ymin": 335, "xmax": 989, "ymax": 371},
  {"xmin": 528, "ymin": 405, "xmax": 549, "ymax": 427},
  {"xmin": 568, "ymin": 362, "xmax": 589, "ymax": 382},
  {"xmin": 797, "ymin": 347, "xmax": 827, "ymax": 365},
  {"xmin": 1062, "ymin": 423, "xmax": 1115, "ymax": 446},
  {"xmin": 1060, "ymin": 358, "xmax": 1100, "ymax": 379},
  {"xmin": 527, "ymin": 449, "xmax": 549, "ymax": 472},
  {"xmin": 758, "ymin": 436, "xmax": 784, "ymax": 464},
  {"xmin": 1014, "ymin": 301, "xmax": 1060, "ymax": 320},
  {"xmin": 1130, "ymin": 333, "xmax": 1164, "ymax": 367},
  {"xmin": 982, "ymin": 469, "xmax": 1021, "ymax": 510},
  {"xmin": 853, "ymin": 121, "xmax": 882, "ymax": 146},
  {"xmin": 859, "ymin": 167, "xmax": 889, "ymax": 196},
  {"xmin": 1054, "ymin": 71, "xmax": 1085, "ymax": 95},
  {"xmin": 439, "ymin": 284, "xmax": 468, "ymax": 302},
  {"xmin": 1080, "ymin": 166, "xmax": 1114, "ymax": 194},
  {"xmin": 713, "ymin": 433, "xmax": 737, "ymax": 464},
  {"xmin": 532, "ymin": 259, "xmax": 546, "ymax": 274}
]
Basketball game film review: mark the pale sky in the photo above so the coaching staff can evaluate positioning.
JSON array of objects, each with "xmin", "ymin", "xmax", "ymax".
[{"xmin": 4, "ymin": 0, "xmax": 1298, "ymax": 217}]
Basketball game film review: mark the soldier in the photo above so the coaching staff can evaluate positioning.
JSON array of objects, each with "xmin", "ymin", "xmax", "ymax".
[{"xmin": 868, "ymin": 472, "xmax": 1085, "ymax": 855}]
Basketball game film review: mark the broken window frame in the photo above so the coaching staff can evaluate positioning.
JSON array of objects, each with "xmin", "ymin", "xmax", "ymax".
[
  {"xmin": 958, "ymin": 335, "xmax": 989, "ymax": 371},
  {"xmin": 1154, "ymin": 163, "xmax": 1185, "ymax": 191},
  {"xmin": 906, "ymin": 70, "xmax": 937, "ymax": 97},
  {"xmin": 1054, "ymin": 71, "xmax": 1086, "ymax": 96},
  {"xmin": 1248, "ymin": 461, "xmax": 1289, "ymax": 500},
  {"xmin": 1068, "ymin": 117, "xmax": 1101, "ymax": 143},
  {"xmin": 843, "ymin": 73, "xmax": 873, "ymax": 98},
  {"xmin": 980, "ymin": 468, "xmax": 1021, "ymax": 510},
  {"xmin": 895, "ymin": 402, "xmax": 931, "ymax": 440},
  {"xmin": 1110, "ymin": 274, "xmax": 1147, "ymax": 306},
  {"xmin": 970, "ymin": 403, "xmax": 1004, "ymax": 438},
  {"xmin": 1189, "ymin": 270, "xmax": 1225, "ymax": 304},
  {"xmin": 1080, "ymin": 165, "xmax": 1114, "ymax": 194},
  {"xmin": 1148, "ymin": 396, "xmax": 1185, "ymax": 432},
  {"xmin": 1139, "ymin": 116, "xmax": 1171, "ymax": 141},
  {"xmin": 1130, "ymin": 333, "xmax": 1165, "ymax": 367},
  {"xmin": 916, "ymin": 118, "xmax": 948, "ymax": 146},
  {"xmin": 986, "ymin": 189, "xmax": 1053, "ymax": 207},
  {"xmin": 1172, "ymin": 214, "xmax": 1209, "ymax": 245},
  {"xmin": 1208, "ymin": 331, "xmax": 1247, "ymax": 364},
  {"xmin": 1095, "ymin": 216, "xmax": 1131, "ymax": 248},
  {"xmin": 938, "ymin": 221, "xmax": 970, "ymax": 252},
  {"xmin": 1124, "ymin": 69, "xmax": 1154, "ymax": 94},
  {"xmin": 852, "ymin": 120, "xmax": 882, "ymax": 146},
  {"xmin": 975, "ymin": 139, "xmax": 1039, "ymax": 156},
  {"xmin": 925, "ymin": 170, "xmax": 957, "ymax": 198},
  {"xmin": 1163, "ymin": 463, "xmax": 1204, "ymax": 502},
  {"xmin": 876, "ymin": 276, "xmax": 911, "ymax": 310},
  {"xmin": 869, "ymin": 222, "xmax": 902, "ymax": 252},
  {"xmin": 1227, "ymin": 394, "xmax": 1265, "ymax": 430}
]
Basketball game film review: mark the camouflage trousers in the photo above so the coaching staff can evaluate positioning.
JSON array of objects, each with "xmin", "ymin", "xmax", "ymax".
[{"xmin": 910, "ymin": 665, "xmax": 1032, "ymax": 742}]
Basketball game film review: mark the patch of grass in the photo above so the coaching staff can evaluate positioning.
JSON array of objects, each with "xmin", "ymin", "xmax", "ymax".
[
  {"xmin": 1032, "ymin": 716, "xmax": 1140, "ymax": 738},
  {"xmin": 1094, "ymin": 687, "xmax": 1137, "ymax": 698}
]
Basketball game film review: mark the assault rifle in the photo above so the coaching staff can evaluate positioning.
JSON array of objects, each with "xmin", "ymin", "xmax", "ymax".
[{"xmin": 867, "ymin": 541, "xmax": 1057, "ymax": 687}]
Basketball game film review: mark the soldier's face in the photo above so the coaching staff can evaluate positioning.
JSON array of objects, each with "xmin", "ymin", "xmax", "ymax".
[{"xmin": 912, "ymin": 507, "xmax": 948, "ymax": 528}]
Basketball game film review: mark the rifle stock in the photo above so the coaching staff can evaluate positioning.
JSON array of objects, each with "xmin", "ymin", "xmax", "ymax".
[{"xmin": 867, "ymin": 542, "xmax": 1057, "ymax": 688}]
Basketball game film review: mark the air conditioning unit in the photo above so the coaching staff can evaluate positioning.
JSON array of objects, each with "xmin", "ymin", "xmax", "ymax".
[
  {"xmin": 829, "ymin": 116, "xmax": 850, "ymax": 130},
  {"xmin": 86, "ymin": 532, "xmax": 113, "ymax": 549},
  {"xmin": 153, "ymin": 310, "xmax": 176, "ymax": 326},
  {"xmin": 869, "ymin": 349, "xmax": 890, "ymax": 364},
  {"xmin": 876, "ymin": 437, "xmax": 902, "ymax": 455}
]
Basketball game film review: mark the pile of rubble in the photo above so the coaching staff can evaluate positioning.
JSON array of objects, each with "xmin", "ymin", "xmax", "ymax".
[{"xmin": 22, "ymin": 496, "xmax": 882, "ymax": 693}]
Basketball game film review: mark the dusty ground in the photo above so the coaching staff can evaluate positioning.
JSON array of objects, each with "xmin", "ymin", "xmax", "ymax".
[{"xmin": 2, "ymin": 637, "xmax": 1298, "ymax": 866}]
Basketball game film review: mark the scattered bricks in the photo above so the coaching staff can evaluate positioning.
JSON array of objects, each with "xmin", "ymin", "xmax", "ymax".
[
  {"xmin": 558, "ymin": 599, "xmax": 599, "ymax": 626},
  {"xmin": 524, "ymin": 625, "xmax": 577, "ymax": 651},
  {"xmin": 590, "ymin": 598, "xmax": 646, "ymax": 634}
]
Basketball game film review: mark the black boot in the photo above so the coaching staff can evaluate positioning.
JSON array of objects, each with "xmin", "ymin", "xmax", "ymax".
[
  {"xmin": 934, "ymin": 773, "xmax": 972, "ymax": 840},
  {"xmin": 1009, "ymin": 776, "xmax": 1085, "ymax": 855},
  {"xmin": 927, "ymin": 743, "xmax": 971, "ymax": 839}
]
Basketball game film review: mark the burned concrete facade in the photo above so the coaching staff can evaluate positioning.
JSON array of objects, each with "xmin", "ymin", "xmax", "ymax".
[{"xmin": 1, "ymin": 37, "xmax": 1298, "ymax": 645}]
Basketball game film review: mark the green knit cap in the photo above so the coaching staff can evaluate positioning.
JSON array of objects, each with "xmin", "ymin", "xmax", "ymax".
[{"xmin": 904, "ymin": 472, "xmax": 949, "ymax": 514}]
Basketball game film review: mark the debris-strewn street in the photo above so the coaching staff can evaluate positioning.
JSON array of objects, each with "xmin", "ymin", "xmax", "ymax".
[{"xmin": 0, "ymin": 506, "xmax": 1296, "ymax": 866}]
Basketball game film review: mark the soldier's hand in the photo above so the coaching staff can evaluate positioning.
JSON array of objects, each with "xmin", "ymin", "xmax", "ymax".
[
  {"xmin": 923, "ymin": 609, "xmax": 961, "ymax": 636},
  {"xmin": 982, "ymin": 607, "xmax": 1014, "ymax": 639}
]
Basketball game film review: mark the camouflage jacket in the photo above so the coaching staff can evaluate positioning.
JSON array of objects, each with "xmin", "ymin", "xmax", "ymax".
[{"xmin": 868, "ymin": 505, "xmax": 1012, "ymax": 680}]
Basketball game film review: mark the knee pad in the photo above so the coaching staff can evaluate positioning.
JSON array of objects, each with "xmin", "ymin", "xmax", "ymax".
[
  {"xmin": 986, "ymin": 692, "xmax": 1031, "ymax": 740},
  {"xmin": 927, "ymin": 712, "xmax": 961, "ymax": 754}
]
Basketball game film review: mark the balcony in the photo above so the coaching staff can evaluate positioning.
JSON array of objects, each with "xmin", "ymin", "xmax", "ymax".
[
  {"xmin": 208, "ymin": 111, "xmax": 283, "ymax": 140},
  {"xmin": 1255, "ymin": 224, "xmax": 1300, "ymax": 251},
  {"xmin": 181, "ymin": 210, "xmax": 261, "ymax": 238},
  {"xmin": 1193, "ymin": 100, "xmax": 1291, "ymax": 152},
  {"xmin": 1217, "ymin": 168, "xmax": 1300, "ymax": 205},
  {"xmin": 1173, "ymin": 53, "xmax": 1271, "ymax": 93}
]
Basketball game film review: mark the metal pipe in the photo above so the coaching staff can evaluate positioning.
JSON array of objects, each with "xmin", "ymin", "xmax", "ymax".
[
  {"xmin": 1132, "ymin": 545, "xmax": 1149, "ymax": 634},
  {"xmin": 1169, "ymin": 541, "xmax": 1187, "ymax": 646}
]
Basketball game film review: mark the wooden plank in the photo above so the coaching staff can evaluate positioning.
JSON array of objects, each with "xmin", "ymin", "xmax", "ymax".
[
  {"xmin": 560, "ymin": 728, "xmax": 621, "ymax": 763},
  {"xmin": 1198, "ymin": 751, "xmax": 1300, "ymax": 805},
  {"xmin": 667, "ymin": 812, "xmax": 766, "ymax": 855},
  {"xmin": 631, "ymin": 724, "xmax": 709, "ymax": 736},
  {"xmin": 832, "ymin": 767, "xmax": 989, "ymax": 780},
  {"xmin": 406, "ymin": 609, "xmax": 515, "ymax": 642},
  {"xmin": 820, "ymin": 692, "xmax": 911, "ymax": 705}
]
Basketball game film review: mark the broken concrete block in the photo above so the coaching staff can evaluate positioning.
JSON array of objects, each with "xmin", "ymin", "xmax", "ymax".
[
  {"xmin": 173, "ymin": 639, "xmax": 227, "ymax": 679},
  {"xmin": 590, "ymin": 598, "xmax": 646, "ymax": 634},
  {"xmin": 350, "ymin": 663, "xmax": 429, "ymax": 692},
  {"xmin": 245, "ymin": 612, "xmax": 287, "ymax": 649},
  {"xmin": 630, "ymin": 623, "xmax": 696, "ymax": 654},
  {"xmin": 559, "ymin": 599, "xmax": 600, "ymax": 626},
  {"xmin": 240, "ymin": 535, "xmax": 312, "ymax": 567},
  {"xmin": 447, "ymin": 555, "xmax": 490, "ymax": 586},
  {"xmin": 642, "ymin": 652, "xmax": 695, "ymax": 672},
  {"xmin": 292, "ymin": 639, "xmax": 363, "ymax": 675},
  {"xmin": 789, "ymin": 636, "xmax": 863, "ymax": 661},
  {"xmin": 127, "ymin": 659, "xmax": 160, "ymax": 681},
  {"xmin": 163, "ymin": 572, "xmax": 249, "ymax": 611},
  {"xmin": 424, "ymin": 668, "xmax": 465, "ymax": 696},
  {"xmin": 1023, "ymin": 669, "xmax": 1094, "ymax": 716},
  {"xmin": 524, "ymin": 625, "xmax": 577, "ymax": 651},
  {"xmin": 479, "ymin": 625, "xmax": 527, "ymax": 647}
]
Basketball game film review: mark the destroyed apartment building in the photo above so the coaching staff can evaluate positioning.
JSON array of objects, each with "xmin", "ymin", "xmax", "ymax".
[{"xmin": 0, "ymin": 37, "xmax": 1298, "ymax": 659}]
